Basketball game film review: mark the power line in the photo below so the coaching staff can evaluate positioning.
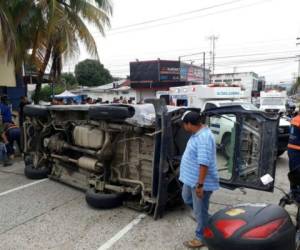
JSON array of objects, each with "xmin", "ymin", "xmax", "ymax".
[
  {"xmin": 104, "ymin": 0, "xmax": 273, "ymax": 36},
  {"xmin": 92, "ymin": 38, "xmax": 296, "ymax": 66},
  {"xmin": 110, "ymin": 0, "xmax": 245, "ymax": 31},
  {"xmin": 105, "ymin": 50, "xmax": 299, "ymax": 69},
  {"xmin": 214, "ymin": 56, "xmax": 296, "ymax": 67},
  {"xmin": 216, "ymin": 60, "xmax": 295, "ymax": 69},
  {"xmin": 187, "ymin": 52, "xmax": 299, "ymax": 63},
  {"xmin": 216, "ymin": 50, "xmax": 300, "ymax": 59},
  {"xmin": 108, "ymin": 57, "xmax": 298, "ymax": 78}
]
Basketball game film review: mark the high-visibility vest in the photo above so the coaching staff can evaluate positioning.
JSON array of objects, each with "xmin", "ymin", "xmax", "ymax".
[{"xmin": 288, "ymin": 115, "xmax": 300, "ymax": 151}]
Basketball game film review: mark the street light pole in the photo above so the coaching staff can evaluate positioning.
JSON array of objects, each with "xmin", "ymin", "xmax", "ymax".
[
  {"xmin": 178, "ymin": 52, "xmax": 206, "ymax": 84},
  {"xmin": 296, "ymin": 38, "xmax": 300, "ymax": 78}
]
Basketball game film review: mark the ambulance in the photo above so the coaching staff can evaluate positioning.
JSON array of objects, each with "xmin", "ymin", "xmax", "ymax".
[
  {"xmin": 169, "ymin": 84, "xmax": 242, "ymax": 108},
  {"xmin": 260, "ymin": 90, "xmax": 287, "ymax": 114}
]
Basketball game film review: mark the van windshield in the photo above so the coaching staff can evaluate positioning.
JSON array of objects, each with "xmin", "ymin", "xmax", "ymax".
[
  {"xmin": 261, "ymin": 98, "xmax": 285, "ymax": 106},
  {"xmin": 218, "ymin": 102, "xmax": 258, "ymax": 111}
]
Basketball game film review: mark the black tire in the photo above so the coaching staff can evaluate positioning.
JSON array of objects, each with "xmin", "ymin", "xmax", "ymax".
[
  {"xmin": 24, "ymin": 164, "xmax": 50, "ymax": 179},
  {"xmin": 277, "ymin": 150, "xmax": 286, "ymax": 157},
  {"xmin": 222, "ymin": 133, "xmax": 231, "ymax": 159},
  {"xmin": 24, "ymin": 105, "xmax": 48, "ymax": 118},
  {"xmin": 85, "ymin": 188, "xmax": 124, "ymax": 209},
  {"xmin": 89, "ymin": 106, "xmax": 135, "ymax": 121}
]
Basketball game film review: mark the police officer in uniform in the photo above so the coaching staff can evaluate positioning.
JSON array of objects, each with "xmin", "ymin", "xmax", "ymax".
[{"xmin": 288, "ymin": 108, "xmax": 300, "ymax": 201}]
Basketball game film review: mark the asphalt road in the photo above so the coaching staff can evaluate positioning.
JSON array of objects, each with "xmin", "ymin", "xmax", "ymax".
[{"xmin": 0, "ymin": 153, "xmax": 295, "ymax": 250}]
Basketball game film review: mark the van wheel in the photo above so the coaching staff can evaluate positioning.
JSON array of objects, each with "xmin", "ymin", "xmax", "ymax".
[
  {"xmin": 222, "ymin": 134, "xmax": 231, "ymax": 159},
  {"xmin": 85, "ymin": 189, "xmax": 124, "ymax": 209},
  {"xmin": 24, "ymin": 164, "xmax": 50, "ymax": 179}
]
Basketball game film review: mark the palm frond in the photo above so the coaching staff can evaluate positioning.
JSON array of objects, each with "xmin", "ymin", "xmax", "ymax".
[
  {"xmin": 0, "ymin": 2, "xmax": 16, "ymax": 61},
  {"xmin": 64, "ymin": 8, "xmax": 98, "ymax": 57}
]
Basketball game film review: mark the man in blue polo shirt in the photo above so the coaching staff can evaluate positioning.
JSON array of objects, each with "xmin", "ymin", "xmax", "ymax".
[{"xmin": 180, "ymin": 111, "xmax": 219, "ymax": 249}]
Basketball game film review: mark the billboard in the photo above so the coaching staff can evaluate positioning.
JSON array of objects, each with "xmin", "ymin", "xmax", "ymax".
[
  {"xmin": 130, "ymin": 60, "xmax": 209, "ymax": 86},
  {"xmin": 130, "ymin": 61, "xmax": 159, "ymax": 82},
  {"xmin": 180, "ymin": 63, "xmax": 206, "ymax": 84},
  {"xmin": 159, "ymin": 60, "xmax": 180, "ymax": 82}
]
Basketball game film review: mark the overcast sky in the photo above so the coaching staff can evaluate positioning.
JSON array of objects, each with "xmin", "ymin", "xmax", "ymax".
[{"xmin": 65, "ymin": 0, "xmax": 300, "ymax": 84}]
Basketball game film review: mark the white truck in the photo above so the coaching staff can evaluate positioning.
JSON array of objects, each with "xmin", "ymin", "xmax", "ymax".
[{"xmin": 260, "ymin": 90, "xmax": 287, "ymax": 113}]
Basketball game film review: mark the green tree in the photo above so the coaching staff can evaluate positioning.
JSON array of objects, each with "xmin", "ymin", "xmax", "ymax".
[
  {"xmin": 0, "ymin": 1, "xmax": 16, "ymax": 59},
  {"xmin": 61, "ymin": 73, "xmax": 77, "ymax": 86},
  {"xmin": 32, "ymin": 84, "xmax": 64, "ymax": 102},
  {"xmin": 0, "ymin": 1, "xmax": 112, "ymax": 103},
  {"xmin": 0, "ymin": 1, "xmax": 41, "ymax": 71},
  {"xmin": 75, "ymin": 59, "xmax": 113, "ymax": 86},
  {"xmin": 31, "ymin": 0, "xmax": 112, "ymax": 103}
]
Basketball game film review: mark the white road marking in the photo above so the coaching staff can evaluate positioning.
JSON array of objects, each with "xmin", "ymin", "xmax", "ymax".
[
  {"xmin": 0, "ymin": 179, "xmax": 48, "ymax": 197},
  {"xmin": 97, "ymin": 214, "xmax": 146, "ymax": 250}
]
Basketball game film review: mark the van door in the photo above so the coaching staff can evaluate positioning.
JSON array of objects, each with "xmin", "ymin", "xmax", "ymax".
[{"xmin": 204, "ymin": 105, "xmax": 278, "ymax": 192}]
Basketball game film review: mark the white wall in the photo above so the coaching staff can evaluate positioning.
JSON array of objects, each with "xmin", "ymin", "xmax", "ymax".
[
  {"xmin": 136, "ymin": 89, "xmax": 156, "ymax": 103},
  {"xmin": 0, "ymin": 55, "xmax": 16, "ymax": 87}
]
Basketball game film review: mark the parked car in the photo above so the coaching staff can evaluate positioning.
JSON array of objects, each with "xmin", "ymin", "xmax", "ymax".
[{"xmin": 22, "ymin": 100, "xmax": 279, "ymax": 219}]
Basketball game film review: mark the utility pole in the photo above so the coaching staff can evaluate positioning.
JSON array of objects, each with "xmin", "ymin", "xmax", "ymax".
[
  {"xmin": 296, "ymin": 38, "xmax": 300, "ymax": 78},
  {"xmin": 208, "ymin": 35, "xmax": 219, "ymax": 75},
  {"xmin": 297, "ymin": 56, "xmax": 300, "ymax": 78},
  {"xmin": 203, "ymin": 52, "xmax": 206, "ymax": 84}
]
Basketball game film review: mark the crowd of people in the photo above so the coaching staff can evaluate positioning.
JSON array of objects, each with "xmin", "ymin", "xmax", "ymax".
[
  {"xmin": 0, "ymin": 96, "xmax": 29, "ymax": 167},
  {"xmin": 50, "ymin": 96, "xmax": 136, "ymax": 105}
]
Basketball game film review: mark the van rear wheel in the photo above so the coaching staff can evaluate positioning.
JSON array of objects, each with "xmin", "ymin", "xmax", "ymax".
[{"xmin": 85, "ymin": 189, "xmax": 124, "ymax": 209}]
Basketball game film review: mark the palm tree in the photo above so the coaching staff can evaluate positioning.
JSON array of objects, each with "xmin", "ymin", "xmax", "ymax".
[
  {"xmin": 0, "ymin": 0, "xmax": 112, "ymax": 103},
  {"xmin": 0, "ymin": 1, "xmax": 37, "ymax": 65},
  {"xmin": 31, "ymin": 0, "xmax": 112, "ymax": 103},
  {"xmin": 0, "ymin": 1, "xmax": 15, "ymax": 60}
]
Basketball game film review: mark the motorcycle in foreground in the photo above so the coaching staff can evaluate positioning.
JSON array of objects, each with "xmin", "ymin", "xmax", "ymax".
[{"xmin": 204, "ymin": 170, "xmax": 300, "ymax": 250}]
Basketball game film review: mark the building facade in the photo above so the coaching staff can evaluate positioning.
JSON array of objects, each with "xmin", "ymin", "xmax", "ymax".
[{"xmin": 130, "ymin": 59, "xmax": 210, "ymax": 102}]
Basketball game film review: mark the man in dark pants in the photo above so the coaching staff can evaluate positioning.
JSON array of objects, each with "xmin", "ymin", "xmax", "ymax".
[
  {"xmin": 288, "ymin": 109, "xmax": 300, "ymax": 202},
  {"xmin": 2, "ymin": 123, "xmax": 21, "ymax": 159}
]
